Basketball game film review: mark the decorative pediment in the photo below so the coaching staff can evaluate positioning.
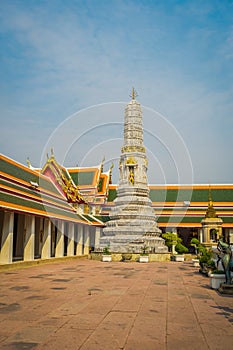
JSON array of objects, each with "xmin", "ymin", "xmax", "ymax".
[{"xmin": 41, "ymin": 152, "xmax": 86, "ymax": 204}]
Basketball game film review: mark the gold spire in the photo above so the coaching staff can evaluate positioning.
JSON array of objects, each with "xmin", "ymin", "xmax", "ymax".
[
  {"xmin": 110, "ymin": 162, "xmax": 114, "ymax": 172},
  {"xmin": 130, "ymin": 87, "xmax": 138, "ymax": 100},
  {"xmin": 26, "ymin": 157, "xmax": 31, "ymax": 168},
  {"xmin": 109, "ymin": 163, "xmax": 114, "ymax": 184},
  {"xmin": 205, "ymin": 185, "xmax": 218, "ymax": 218},
  {"xmin": 208, "ymin": 185, "xmax": 213, "ymax": 208},
  {"xmin": 100, "ymin": 156, "xmax": 105, "ymax": 173}
]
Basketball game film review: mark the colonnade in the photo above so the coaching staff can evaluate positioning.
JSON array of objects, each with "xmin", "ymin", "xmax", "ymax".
[{"xmin": 0, "ymin": 211, "xmax": 102, "ymax": 264}]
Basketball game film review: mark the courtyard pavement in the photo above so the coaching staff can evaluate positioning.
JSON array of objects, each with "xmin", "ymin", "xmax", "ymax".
[{"xmin": 0, "ymin": 258, "xmax": 233, "ymax": 350}]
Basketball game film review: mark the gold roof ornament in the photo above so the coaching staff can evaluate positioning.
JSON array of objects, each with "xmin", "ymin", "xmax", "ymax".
[
  {"xmin": 57, "ymin": 173, "xmax": 86, "ymax": 204},
  {"xmin": 110, "ymin": 162, "xmax": 114, "ymax": 172},
  {"xmin": 126, "ymin": 156, "xmax": 137, "ymax": 165},
  {"xmin": 130, "ymin": 87, "xmax": 138, "ymax": 100},
  {"xmin": 208, "ymin": 185, "xmax": 213, "ymax": 207},
  {"xmin": 205, "ymin": 186, "xmax": 218, "ymax": 218},
  {"xmin": 109, "ymin": 163, "xmax": 114, "ymax": 184},
  {"xmin": 26, "ymin": 157, "xmax": 31, "ymax": 168},
  {"xmin": 51, "ymin": 148, "xmax": 54, "ymax": 158},
  {"xmin": 100, "ymin": 156, "xmax": 105, "ymax": 173}
]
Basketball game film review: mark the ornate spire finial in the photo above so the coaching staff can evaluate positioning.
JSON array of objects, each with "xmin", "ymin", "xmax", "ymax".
[
  {"xmin": 205, "ymin": 185, "xmax": 218, "ymax": 218},
  {"xmin": 208, "ymin": 185, "xmax": 213, "ymax": 208},
  {"xmin": 26, "ymin": 157, "xmax": 31, "ymax": 168},
  {"xmin": 100, "ymin": 156, "xmax": 105, "ymax": 172},
  {"xmin": 130, "ymin": 87, "xmax": 138, "ymax": 100},
  {"xmin": 109, "ymin": 163, "xmax": 114, "ymax": 184}
]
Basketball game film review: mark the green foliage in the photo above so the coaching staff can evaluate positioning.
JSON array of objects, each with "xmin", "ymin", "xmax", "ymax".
[
  {"xmin": 189, "ymin": 239, "xmax": 219, "ymax": 273},
  {"xmin": 212, "ymin": 269, "xmax": 225, "ymax": 274},
  {"xmin": 198, "ymin": 244, "xmax": 208, "ymax": 256},
  {"xmin": 175, "ymin": 243, "xmax": 188, "ymax": 254},
  {"xmin": 198, "ymin": 246, "xmax": 216, "ymax": 272},
  {"xmin": 190, "ymin": 238, "xmax": 201, "ymax": 255},
  {"xmin": 190, "ymin": 238, "xmax": 200, "ymax": 247},
  {"xmin": 141, "ymin": 245, "xmax": 149, "ymax": 255},
  {"xmin": 206, "ymin": 259, "xmax": 216, "ymax": 269},
  {"xmin": 190, "ymin": 238, "xmax": 200, "ymax": 245},
  {"xmin": 103, "ymin": 246, "xmax": 111, "ymax": 255},
  {"xmin": 162, "ymin": 232, "xmax": 188, "ymax": 254},
  {"xmin": 162, "ymin": 232, "xmax": 181, "ymax": 249}
]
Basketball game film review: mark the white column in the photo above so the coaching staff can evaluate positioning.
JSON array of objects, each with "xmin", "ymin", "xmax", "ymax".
[
  {"xmin": 0, "ymin": 211, "xmax": 14, "ymax": 264},
  {"xmin": 24, "ymin": 215, "xmax": 35, "ymax": 261},
  {"xmin": 83, "ymin": 225, "xmax": 90, "ymax": 255},
  {"xmin": 95, "ymin": 227, "xmax": 101, "ymax": 248},
  {"xmin": 67, "ymin": 222, "xmax": 74, "ymax": 256},
  {"xmin": 76, "ymin": 224, "xmax": 83, "ymax": 256},
  {"xmin": 229, "ymin": 229, "xmax": 233, "ymax": 244},
  {"xmin": 203, "ymin": 225, "xmax": 209, "ymax": 243},
  {"xmin": 41, "ymin": 218, "xmax": 51, "ymax": 259},
  {"xmin": 55, "ymin": 221, "xmax": 64, "ymax": 257},
  {"xmin": 198, "ymin": 228, "xmax": 203, "ymax": 243}
]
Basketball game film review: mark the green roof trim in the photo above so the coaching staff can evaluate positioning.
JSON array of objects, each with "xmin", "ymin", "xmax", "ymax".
[
  {"xmin": 0, "ymin": 192, "xmax": 81, "ymax": 222},
  {"xmin": 221, "ymin": 217, "xmax": 233, "ymax": 223},
  {"xmin": 108, "ymin": 187, "xmax": 233, "ymax": 203},
  {"xmin": 0, "ymin": 158, "xmax": 39, "ymax": 184},
  {"xmin": 0, "ymin": 178, "xmax": 68, "ymax": 209},
  {"xmin": 82, "ymin": 214, "xmax": 96, "ymax": 222},
  {"xmin": 157, "ymin": 216, "xmax": 202, "ymax": 224},
  {"xmin": 70, "ymin": 171, "xmax": 96, "ymax": 186},
  {"xmin": 149, "ymin": 189, "xmax": 178, "ymax": 202},
  {"xmin": 157, "ymin": 215, "xmax": 233, "ymax": 224},
  {"xmin": 108, "ymin": 188, "xmax": 117, "ymax": 202},
  {"xmin": 81, "ymin": 214, "xmax": 105, "ymax": 224},
  {"xmin": 191, "ymin": 189, "xmax": 233, "ymax": 202},
  {"xmin": 149, "ymin": 188, "xmax": 233, "ymax": 203},
  {"xmin": 98, "ymin": 177, "xmax": 104, "ymax": 192},
  {"xmin": 95, "ymin": 215, "xmax": 110, "ymax": 223},
  {"xmin": 1, "ymin": 157, "xmax": 64, "ymax": 198}
]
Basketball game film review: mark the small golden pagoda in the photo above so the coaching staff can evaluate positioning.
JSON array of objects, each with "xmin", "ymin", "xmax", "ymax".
[{"xmin": 201, "ymin": 187, "xmax": 223, "ymax": 247}]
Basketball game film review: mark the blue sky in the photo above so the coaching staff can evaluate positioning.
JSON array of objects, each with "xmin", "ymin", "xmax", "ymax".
[{"xmin": 0, "ymin": 0, "xmax": 233, "ymax": 184}]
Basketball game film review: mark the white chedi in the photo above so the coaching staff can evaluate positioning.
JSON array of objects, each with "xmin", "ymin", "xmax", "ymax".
[{"xmin": 98, "ymin": 90, "xmax": 167, "ymax": 253}]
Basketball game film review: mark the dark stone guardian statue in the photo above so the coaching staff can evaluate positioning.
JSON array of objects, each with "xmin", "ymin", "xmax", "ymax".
[{"xmin": 217, "ymin": 239, "xmax": 233, "ymax": 285}]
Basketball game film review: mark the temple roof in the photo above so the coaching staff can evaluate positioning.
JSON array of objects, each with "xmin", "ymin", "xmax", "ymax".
[
  {"xmin": 104, "ymin": 184, "xmax": 233, "ymax": 227},
  {"xmin": 1, "ymin": 152, "xmax": 232, "ymax": 228},
  {"xmin": 0, "ymin": 154, "xmax": 89, "ymax": 224},
  {"xmin": 38, "ymin": 152, "xmax": 112, "ymax": 205},
  {"xmin": 68, "ymin": 167, "xmax": 99, "ymax": 187},
  {"xmin": 67, "ymin": 161, "xmax": 112, "ymax": 203}
]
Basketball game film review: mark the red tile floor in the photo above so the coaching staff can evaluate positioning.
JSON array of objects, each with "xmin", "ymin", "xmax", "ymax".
[{"xmin": 0, "ymin": 259, "xmax": 233, "ymax": 349}]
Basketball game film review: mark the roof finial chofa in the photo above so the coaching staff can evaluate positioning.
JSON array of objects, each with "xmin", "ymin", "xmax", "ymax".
[
  {"xmin": 130, "ymin": 87, "xmax": 138, "ymax": 100},
  {"xmin": 26, "ymin": 157, "xmax": 31, "ymax": 168}
]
